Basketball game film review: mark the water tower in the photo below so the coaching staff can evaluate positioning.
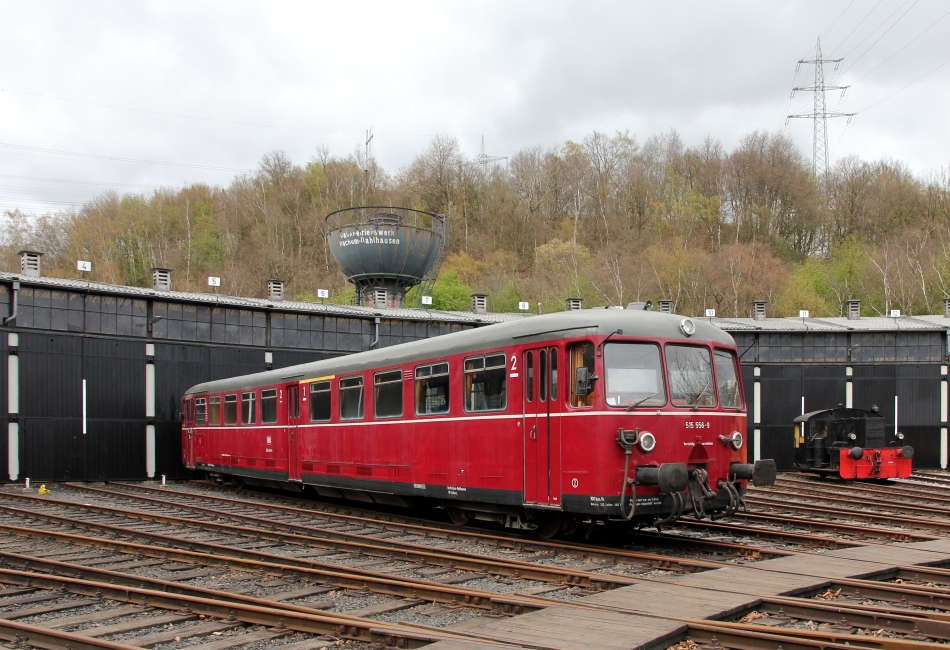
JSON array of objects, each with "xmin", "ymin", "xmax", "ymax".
[{"xmin": 326, "ymin": 207, "xmax": 446, "ymax": 308}]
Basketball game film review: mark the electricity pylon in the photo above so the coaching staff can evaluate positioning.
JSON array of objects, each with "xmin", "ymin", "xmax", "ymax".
[{"xmin": 787, "ymin": 38, "xmax": 854, "ymax": 178}]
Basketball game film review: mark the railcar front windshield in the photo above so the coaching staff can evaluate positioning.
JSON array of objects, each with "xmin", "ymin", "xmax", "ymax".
[
  {"xmin": 667, "ymin": 344, "xmax": 716, "ymax": 408},
  {"xmin": 604, "ymin": 343, "xmax": 666, "ymax": 407}
]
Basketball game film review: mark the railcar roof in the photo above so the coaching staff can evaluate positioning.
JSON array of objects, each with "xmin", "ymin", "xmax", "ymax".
[{"xmin": 184, "ymin": 309, "xmax": 735, "ymax": 396}]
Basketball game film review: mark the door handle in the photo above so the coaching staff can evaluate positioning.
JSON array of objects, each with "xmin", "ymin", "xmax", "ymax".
[{"xmin": 530, "ymin": 425, "xmax": 537, "ymax": 440}]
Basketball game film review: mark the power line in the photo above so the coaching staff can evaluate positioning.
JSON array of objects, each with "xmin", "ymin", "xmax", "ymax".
[
  {"xmin": 830, "ymin": 0, "xmax": 884, "ymax": 56},
  {"xmin": 855, "ymin": 52, "xmax": 950, "ymax": 113},
  {"xmin": 849, "ymin": 5, "xmax": 950, "ymax": 83},
  {"xmin": 836, "ymin": 0, "xmax": 919, "ymax": 77},
  {"xmin": 821, "ymin": 0, "xmax": 856, "ymax": 40},
  {"xmin": 0, "ymin": 87, "xmax": 363, "ymax": 135},
  {"xmin": 0, "ymin": 174, "xmax": 162, "ymax": 188},
  {"xmin": 0, "ymin": 142, "xmax": 251, "ymax": 172},
  {"xmin": 838, "ymin": 0, "xmax": 915, "ymax": 60}
]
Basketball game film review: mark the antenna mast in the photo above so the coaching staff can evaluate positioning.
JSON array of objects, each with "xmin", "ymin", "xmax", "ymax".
[{"xmin": 362, "ymin": 127, "xmax": 374, "ymax": 206}]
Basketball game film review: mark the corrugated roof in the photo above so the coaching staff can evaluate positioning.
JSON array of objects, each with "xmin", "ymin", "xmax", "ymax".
[
  {"xmin": 3, "ymin": 271, "xmax": 948, "ymax": 331},
  {"xmin": 0, "ymin": 271, "xmax": 521, "ymax": 324}
]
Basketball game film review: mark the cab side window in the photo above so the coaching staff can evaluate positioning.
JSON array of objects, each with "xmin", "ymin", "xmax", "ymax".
[
  {"xmin": 570, "ymin": 342, "xmax": 595, "ymax": 407},
  {"xmin": 195, "ymin": 398, "xmax": 207, "ymax": 425},
  {"xmin": 415, "ymin": 362, "xmax": 449, "ymax": 415}
]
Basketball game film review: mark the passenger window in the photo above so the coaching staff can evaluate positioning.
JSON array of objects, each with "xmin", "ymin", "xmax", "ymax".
[
  {"xmin": 539, "ymin": 350, "xmax": 547, "ymax": 402},
  {"xmin": 570, "ymin": 343, "xmax": 595, "ymax": 407},
  {"xmin": 667, "ymin": 345, "xmax": 716, "ymax": 408},
  {"xmin": 551, "ymin": 349, "xmax": 558, "ymax": 400},
  {"xmin": 195, "ymin": 398, "xmax": 207, "ymax": 425},
  {"xmin": 241, "ymin": 392, "xmax": 256, "ymax": 424},
  {"xmin": 261, "ymin": 388, "xmax": 278, "ymax": 424},
  {"xmin": 340, "ymin": 376, "xmax": 364, "ymax": 420},
  {"xmin": 375, "ymin": 370, "xmax": 403, "ymax": 418},
  {"xmin": 415, "ymin": 362, "xmax": 449, "ymax": 415},
  {"xmin": 310, "ymin": 381, "xmax": 331, "ymax": 422},
  {"xmin": 464, "ymin": 353, "xmax": 507, "ymax": 412},
  {"xmin": 224, "ymin": 394, "xmax": 238, "ymax": 425},
  {"xmin": 209, "ymin": 396, "xmax": 222, "ymax": 425},
  {"xmin": 714, "ymin": 350, "xmax": 741, "ymax": 409}
]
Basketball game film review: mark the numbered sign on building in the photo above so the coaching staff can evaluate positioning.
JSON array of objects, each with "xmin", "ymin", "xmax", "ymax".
[
  {"xmin": 421, "ymin": 295, "xmax": 433, "ymax": 305},
  {"xmin": 518, "ymin": 301, "xmax": 530, "ymax": 311},
  {"xmin": 77, "ymin": 260, "xmax": 92, "ymax": 272},
  {"xmin": 317, "ymin": 289, "xmax": 329, "ymax": 298},
  {"xmin": 799, "ymin": 310, "xmax": 810, "ymax": 318},
  {"xmin": 208, "ymin": 276, "xmax": 221, "ymax": 287},
  {"xmin": 704, "ymin": 308, "xmax": 716, "ymax": 317}
]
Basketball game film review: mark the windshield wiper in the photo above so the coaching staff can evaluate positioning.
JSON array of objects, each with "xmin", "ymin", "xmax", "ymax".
[{"xmin": 626, "ymin": 390, "xmax": 662, "ymax": 411}]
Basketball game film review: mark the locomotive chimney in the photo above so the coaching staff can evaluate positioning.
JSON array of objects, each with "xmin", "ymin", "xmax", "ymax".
[
  {"xmin": 658, "ymin": 299, "xmax": 672, "ymax": 313},
  {"xmin": 18, "ymin": 250, "xmax": 43, "ymax": 277},
  {"xmin": 151, "ymin": 268, "xmax": 172, "ymax": 292},
  {"xmin": 753, "ymin": 300, "xmax": 767, "ymax": 321},
  {"xmin": 471, "ymin": 293, "xmax": 487, "ymax": 314},
  {"xmin": 567, "ymin": 297, "xmax": 583, "ymax": 310},
  {"xmin": 847, "ymin": 299, "xmax": 861, "ymax": 320},
  {"xmin": 267, "ymin": 279, "xmax": 284, "ymax": 302}
]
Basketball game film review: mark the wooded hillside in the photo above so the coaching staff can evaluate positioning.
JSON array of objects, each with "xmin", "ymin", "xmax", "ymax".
[{"xmin": 3, "ymin": 130, "xmax": 949, "ymax": 317}]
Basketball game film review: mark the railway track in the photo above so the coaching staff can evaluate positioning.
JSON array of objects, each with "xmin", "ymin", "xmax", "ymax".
[{"xmin": 5, "ymin": 478, "xmax": 950, "ymax": 649}]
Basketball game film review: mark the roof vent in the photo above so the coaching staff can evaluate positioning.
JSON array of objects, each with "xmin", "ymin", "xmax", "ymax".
[
  {"xmin": 18, "ymin": 250, "xmax": 42, "ymax": 277},
  {"xmin": 945, "ymin": 297, "xmax": 950, "ymax": 319},
  {"xmin": 567, "ymin": 297, "xmax": 583, "ymax": 310},
  {"xmin": 658, "ymin": 300, "xmax": 672, "ymax": 314},
  {"xmin": 373, "ymin": 288, "xmax": 389, "ymax": 309},
  {"xmin": 753, "ymin": 300, "xmax": 767, "ymax": 321},
  {"xmin": 626, "ymin": 301, "xmax": 653, "ymax": 310},
  {"xmin": 847, "ymin": 299, "xmax": 861, "ymax": 320},
  {"xmin": 267, "ymin": 279, "xmax": 284, "ymax": 302},
  {"xmin": 472, "ymin": 293, "xmax": 488, "ymax": 314},
  {"xmin": 151, "ymin": 268, "xmax": 172, "ymax": 292}
]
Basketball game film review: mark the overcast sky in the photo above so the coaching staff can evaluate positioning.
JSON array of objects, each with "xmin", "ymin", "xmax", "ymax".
[{"xmin": 1, "ymin": 0, "xmax": 948, "ymax": 215}]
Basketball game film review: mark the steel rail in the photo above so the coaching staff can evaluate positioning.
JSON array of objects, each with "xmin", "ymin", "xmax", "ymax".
[
  {"xmin": 746, "ymin": 493, "xmax": 950, "ymax": 533},
  {"xmin": 6, "ymin": 542, "xmax": 950, "ymax": 649},
  {"xmin": 0, "ymin": 618, "xmax": 144, "ymax": 650},
  {"xmin": 0, "ymin": 495, "xmax": 635, "ymax": 589},
  {"xmin": 772, "ymin": 475, "xmax": 950, "ymax": 507},
  {"xmin": 750, "ymin": 484, "xmax": 950, "ymax": 519}
]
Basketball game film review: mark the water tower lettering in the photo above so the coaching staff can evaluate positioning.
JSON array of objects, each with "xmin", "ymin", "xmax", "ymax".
[{"xmin": 338, "ymin": 229, "xmax": 401, "ymax": 247}]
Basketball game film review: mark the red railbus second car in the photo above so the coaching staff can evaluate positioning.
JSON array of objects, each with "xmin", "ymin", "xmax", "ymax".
[{"xmin": 182, "ymin": 309, "xmax": 776, "ymax": 536}]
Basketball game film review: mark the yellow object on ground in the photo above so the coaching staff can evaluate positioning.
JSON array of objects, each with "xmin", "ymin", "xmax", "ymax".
[{"xmin": 38, "ymin": 484, "xmax": 50, "ymax": 495}]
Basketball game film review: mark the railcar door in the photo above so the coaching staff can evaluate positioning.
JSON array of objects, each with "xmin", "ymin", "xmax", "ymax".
[
  {"xmin": 523, "ymin": 347, "xmax": 562, "ymax": 506},
  {"xmin": 286, "ymin": 384, "xmax": 302, "ymax": 481}
]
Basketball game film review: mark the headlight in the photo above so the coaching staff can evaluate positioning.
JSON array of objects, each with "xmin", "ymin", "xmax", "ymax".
[
  {"xmin": 730, "ymin": 431, "xmax": 743, "ymax": 450},
  {"xmin": 679, "ymin": 318, "xmax": 696, "ymax": 337},
  {"xmin": 639, "ymin": 431, "xmax": 656, "ymax": 453},
  {"xmin": 896, "ymin": 432, "xmax": 904, "ymax": 440}
]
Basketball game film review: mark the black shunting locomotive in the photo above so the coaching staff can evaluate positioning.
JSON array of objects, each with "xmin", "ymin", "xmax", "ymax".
[{"xmin": 793, "ymin": 406, "xmax": 913, "ymax": 479}]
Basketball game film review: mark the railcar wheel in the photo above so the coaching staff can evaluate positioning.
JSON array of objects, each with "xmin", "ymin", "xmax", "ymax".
[
  {"xmin": 536, "ymin": 513, "xmax": 564, "ymax": 539},
  {"xmin": 445, "ymin": 506, "xmax": 470, "ymax": 526}
]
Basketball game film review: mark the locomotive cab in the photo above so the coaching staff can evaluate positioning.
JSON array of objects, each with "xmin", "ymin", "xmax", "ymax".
[{"xmin": 793, "ymin": 407, "xmax": 913, "ymax": 479}]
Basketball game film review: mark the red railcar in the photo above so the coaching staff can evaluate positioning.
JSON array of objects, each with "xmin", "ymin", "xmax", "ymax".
[{"xmin": 182, "ymin": 309, "xmax": 776, "ymax": 535}]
